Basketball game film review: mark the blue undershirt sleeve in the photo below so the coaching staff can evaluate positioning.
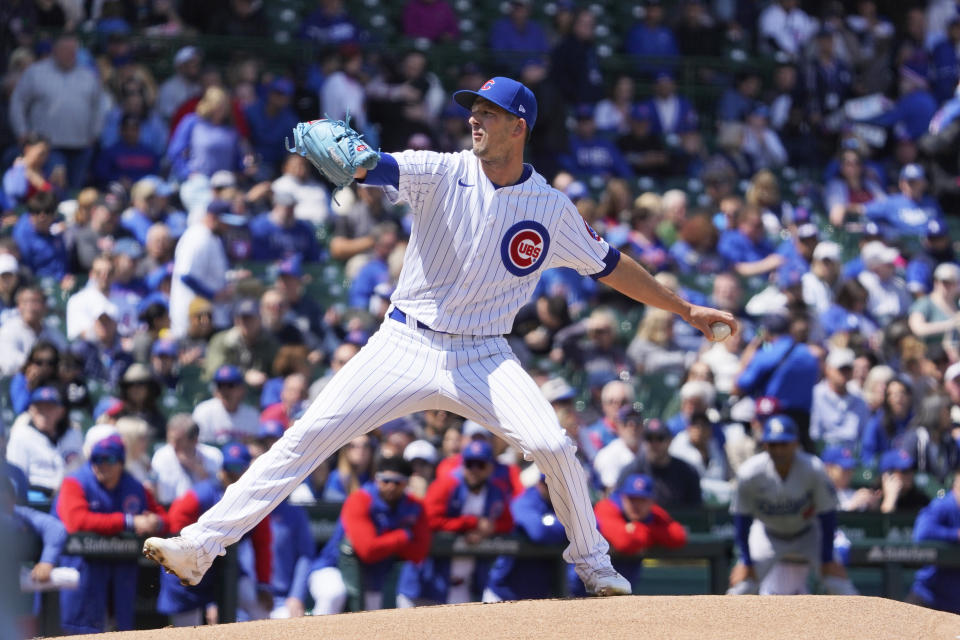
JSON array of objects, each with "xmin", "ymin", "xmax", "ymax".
[
  {"xmin": 358, "ymin": 153, "xmax": 399, "ymax": 189},
  {"xmin": 733, "ymin": 514, "xmax": 754, "ymax": 566},
  {"xmin": 180, "ymin": 274, "xmax": 216, "ymax": 300},
  {"xmin": 818, "ymin": 511, "xmax": 837, "ymax": 564},
  {"xmin": 591, "ymin": 246, "xmax": 622, "ymax": 280}
]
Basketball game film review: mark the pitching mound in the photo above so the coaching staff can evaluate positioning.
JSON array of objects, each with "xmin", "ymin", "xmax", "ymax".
[{"xmin": 62, "ymin": 595, "xmax": 960, "ymax": 640}]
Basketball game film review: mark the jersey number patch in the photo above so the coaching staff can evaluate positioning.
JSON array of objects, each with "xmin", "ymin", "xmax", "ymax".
[{"xmin": 501, "ymin": 221, "xmax": 550, "ymax": 276}]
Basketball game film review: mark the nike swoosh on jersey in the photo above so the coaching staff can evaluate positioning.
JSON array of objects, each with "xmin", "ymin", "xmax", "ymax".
[{"xmin": 457, "ymin": 179, "xmax": 474, "ymax": 187}]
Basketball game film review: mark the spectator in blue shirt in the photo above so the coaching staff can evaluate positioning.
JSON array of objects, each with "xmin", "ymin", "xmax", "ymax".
[
  {"xmin": 930, "ymin": 18, "xmax": 960, "ymax": 103},
  {"xmin": 908, "ymin": 473, "xmax": 960, "ymax": 614},
  {"xmin": 2, "ymin": 134, "xmax": 65, "ymax": 209},
  {"xmin": 13, "ymin": 191, "xmax": 67, "ymax": 282},
  {"xmin": 717, "ymin": 72, "xmax": 762, "ymax": 123},
  {"xmin": 862, "ymin": 65, "xmax": 938, "ymax": 141},
  {"xmin": 860, "ymin": 377, "xmax": 913, "ymax": 468},
  {"xmin": 560, "ymin": 105, "xmax": 633, "ymax": 179},
  {"xmin": 245, "ymin": 78, "xmax": 299, "ymax": 179},
  {"xmin": 166, "ymin": 86, "xmax": 248, "ymax": 180},
  {"xmin": 644, "ymin": 72, "xmax": 698, "ymax": 137},
  {"xmin": 717, "ymin": 204, "xmax": 783, "ymax": 278},
  {"xmin": 489, "ymin": 0, "xmax": 550, "ymax": 74},
  {"xmin": 93, "ymin": 115, "xmax": 160, "ymax": 188},
  {"xmin": 625, "ymin": 0, "xmax": 678, "ymax": 74},
  {"xmin": 299, "ymin": 0, "xmax": 362, "ymax": 47},
  {"xmin": 776, "ymin": 223, "xmax": 819, "ymax": 286},
  {"xmin": 852, "ymin": 164, "xmax": 944, "ymax": 239},
  {"xmin": 347, "ymin": 223, "xmax": 399, "ymax": 310},
  {"xmin": 249, "ymin": 191, "xmax": 323, "ymax": 263},
  {"xmin": 734, "ymin": 314, "xmax": 820, "ymax": 451}
]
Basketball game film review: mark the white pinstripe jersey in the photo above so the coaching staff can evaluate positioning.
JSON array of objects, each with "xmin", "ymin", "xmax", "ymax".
[{"xmin": 386, "ymin": 150, "xmax": 615, "ymax": 335}]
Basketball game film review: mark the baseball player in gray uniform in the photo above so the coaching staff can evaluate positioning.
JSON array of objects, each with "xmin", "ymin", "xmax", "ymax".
[
  {"xmin": 143, "ymin": 76, "xmax": 738, "ymax": 598},
  {"xmin": 728, "ymin": 414, "xmax": 858, "ymax": 595}
]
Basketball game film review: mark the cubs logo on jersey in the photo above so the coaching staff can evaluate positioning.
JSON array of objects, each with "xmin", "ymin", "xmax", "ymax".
[
  {"xmin": 500, "ymin": 220, "xmax": 550, "ymax": 276},
  {"xmin": 123, "ymin": 494, "xmax": 144, "ymax": 514}
]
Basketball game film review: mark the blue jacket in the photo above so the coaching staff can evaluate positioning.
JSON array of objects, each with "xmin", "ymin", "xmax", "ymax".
[
  {"xmin": 13, "ymin": 215, "xmax": 67, "ymax": 280},
  {"xmin": 248, "ymin": 214, "xmax": 322, "ymax": 263},
  {"xmin": 717, "ymin": 230, "xmax": 775, "ymax": 266},
  {"xmin": 644, "ymin": 96, "xmax": 698, "ymax": 135},
  {"xmin": 56, "ymin": 464, "xmax": 152, "ymax": 634},
  {"xmin": 560, "ymin": 135, "xmax": 633, "ymax": 179},
  {"xmin": 736, "ymin": 336, "xmax": 819, "ymax": 411},
  {"xmin": 931, "ymin": 39, "xmax": 960, "ymax": 102},
  {"xmin": 245, "ymin": 101, "xmax": 299, "ymax": 171},
  {"xmin": 912, "ymin": 491, "xmax": 960, "ymax": 613},
  {"xmin": 486, "ymin": 486, "xmax": 566, "ymax": 601},
  {"xmin": 859, "ymin": 409, "xmax": 913, "ymax": 468},
  {"xmin": 269, "ymin": 499, "xmax": 314, "ymax": 601},
  {"xmin": 865, "ymin": 90, "xmax": 938, "ymax": 140},
  {"xmin": 864, "ymin": 194, "xmax": 944, "ymax": 238},
  {"xmin": 93, "ymin": 140, "xmax": 159, "ymax": 187}
]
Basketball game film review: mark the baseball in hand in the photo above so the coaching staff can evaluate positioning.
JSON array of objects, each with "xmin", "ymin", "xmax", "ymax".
[{"xmin": 710, "ymin": 321, "xmax": 732, "ymax": 342}]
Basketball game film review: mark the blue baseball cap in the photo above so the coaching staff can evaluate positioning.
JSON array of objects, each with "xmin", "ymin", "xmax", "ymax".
[
  {"xmin": 462, "ymin": 439, "xmax": 494, "ymax": 463},
  {"xmin": 257, "ymin": 420, "xmax": 285, "ymax": 440},
  {"xmin": 233, "ymin": 298, "xmax": 259, "ymax": 318},
  {"xmin": 821, "ymin": 446, "xmax": 856, "ymax": 469},
  {"xmin": 151, "ymin": 338, "xmax": 178, "ymax": 357},
  {"xmin": 620, "ymin": 473, "xmax": 655, "ymax": 499},
  {"xmin": 344, "ymin": 329, "xmax": 370, "ymax": 347},
  {"xmin": 221, "ymin": 441, "xmax": 252, "ymax": 473},
  {"xmin": 900, "ymin": 163, "xmax": 925, "ymax": 182},
  {"xmin": 90, "ymin": 434, "xmax": 126, "ymax": 464},
  {"xmin": 926, "ymin": 219, "xmax": 947, "ymax": 237},
  {"xmin": 277, "ymin": 255, "xmax": 302, "ymax": 277},
  {"xmin": 879, "ymin": 449, "xmax": 915, "ymax": 473},
  {"xmin": 863, "ymin": 221, "xmax": 881, "ymax": 237},
  {"xmin": 29, "ymin": 386, "xmax": 62, "ymax": 406},
  {"xmin": 113, "ymin": 237, "xmax": 144, "ymax": 260},
  {"xmin": 269, "ymin": 77, "xmax": 294, "ymax": 96},
  {"xmin": 213, "ymin": 365, "xmax": 244, "ymax": 385},
  {"xmin": 762, "ymin": 414, "xmax": 798, "ymax": 443},
  {"xmin": 453, "ymin": 76, "xmax": 538, "ymax": 132}
]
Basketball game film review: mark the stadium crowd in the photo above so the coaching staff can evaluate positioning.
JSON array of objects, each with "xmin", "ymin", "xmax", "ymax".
[{"xmin": 5, "ymin": 0, "xmax": 960, "ymax": 632}]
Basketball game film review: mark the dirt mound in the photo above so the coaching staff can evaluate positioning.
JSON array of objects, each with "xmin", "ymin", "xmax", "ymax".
[{"xmin": 61, "ymin": 595, "xmax": 960, "ymax": 640}]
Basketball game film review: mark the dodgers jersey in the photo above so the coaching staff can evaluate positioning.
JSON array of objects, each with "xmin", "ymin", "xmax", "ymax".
[
  {"xmin": 368, "ymin": 150, "xmax": 618, "ymax": 336},
  {"xmin": 730, "ymin": 451, "xmax": 837, "ymax": 537}
]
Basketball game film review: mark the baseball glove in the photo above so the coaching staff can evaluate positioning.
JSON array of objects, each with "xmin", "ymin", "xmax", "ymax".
[{"xmin": 285, "ymin": 115, "xmax": 379, "ymax": 189}]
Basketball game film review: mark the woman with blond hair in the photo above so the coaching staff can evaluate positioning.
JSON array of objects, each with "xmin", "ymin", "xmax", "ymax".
[
  {"xmin": 627, "ymin": 307, "xmax": 690, "ymax": 376},
  {"xmin": 321, "ymin": 434, "xmax": 375, "ymax": 502},
  {"xmin": 115, "ymin": 415, "xmax": 155, "ymax": 489},
  {"xmin": 166, "ymin": 86, "xmax": 248, "ymax": 180}
]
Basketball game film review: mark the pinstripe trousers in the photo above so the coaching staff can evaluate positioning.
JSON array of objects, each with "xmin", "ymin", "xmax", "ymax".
[{"xmin": 181, "ymin": 316, "xmax": 611, "ymax": 579}]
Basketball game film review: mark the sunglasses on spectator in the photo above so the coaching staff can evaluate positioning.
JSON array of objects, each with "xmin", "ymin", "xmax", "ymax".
[
  {"xmin": 217, "ymin": 382, "xmax": 242, "ymax": 389},
  {"xmin": 644, "ymin": 434, "xmax": 668, "ymax": 442},
  {"xmin": 376, "ymin": 473, "xmax": 408, "ymax": 485},
  {"xmin": 464, "ymin": 460, "xmax": 490, "ymax": 470},
  {"xmin": 91, "ymin": 454, "xmax": 121, "ymax": 465}
]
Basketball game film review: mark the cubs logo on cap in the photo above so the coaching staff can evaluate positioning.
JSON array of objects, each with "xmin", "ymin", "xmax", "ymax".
[
  {"xmin": 620, "ymin": 473, "xmax": 655, "ymax": 499},
  {"xmin": 501, "ymin": 220, "xmax": 550, "ymax": 276}
]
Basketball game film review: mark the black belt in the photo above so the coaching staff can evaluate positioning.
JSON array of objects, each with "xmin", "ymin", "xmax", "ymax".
[{"xmin": 389, "ymin": 307, "xmax": 447, "ymax": 334}]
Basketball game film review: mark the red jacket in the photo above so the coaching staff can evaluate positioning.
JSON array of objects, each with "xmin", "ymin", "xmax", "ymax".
[
  {"xmin": 341, "ymin": 487, "xmax": 431, "ymax": 564},
  {"xmin": 57, "ymin": 472, "xmax": 169, "ymax": 536},
  {"xmin": 594, "ymin": 498, "xmax": 687, "ymax": 555}
]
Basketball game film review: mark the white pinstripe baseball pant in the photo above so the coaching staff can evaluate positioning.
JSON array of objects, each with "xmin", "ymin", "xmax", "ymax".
[{"xmin": 181, "ymin": 315, "xmax": 612, "ymax": 581}]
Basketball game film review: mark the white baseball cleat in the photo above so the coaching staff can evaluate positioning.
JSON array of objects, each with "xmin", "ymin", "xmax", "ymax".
[
  {"xmin": 143, "ymin": 536, "xmax": 206, "ymax": 586},
  {"xmin": 584, "ymin": 566, "xmax": 632, "ymax": 596}
]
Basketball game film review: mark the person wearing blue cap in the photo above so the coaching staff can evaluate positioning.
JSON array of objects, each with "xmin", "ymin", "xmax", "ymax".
[
  {"xmin": 821, "ymin": 445, "xmax": 879, "ymax": 512},
  {"xmin": 246, "ymin": 78, "xmax": 299, "ymax": 177},
  {"xmin": 905, "ymin": 219, "xmax": 959, "ymax": 297},
  {"xmin": 588, "ymin": 473, "xmax": 686, "ymax": 595},
  {"xmin": 55, "ymin": 433, "xmax": 169, "ymax": 633},
  {"xmin": 397, "ymin": 439, "xmax": 513, "ymax": 606},
  {"xmin": 145, "ymin": 70, "xmax": 738, "ymax": 600},
  {"xmin": 159, "ymin": 441, "xmax": 274, "ymax": 625},
  {"xmin": 907, "ymin": 473, "xmax": 960, "ymax": 614},
  {"xmin": 728, "ymin": 415, "xmax": 857, "ymax": 596},
  {"xmin": 192, "ymin": 365, "xmax": 260, "ymax": 445},
  {"xmin": 5, "ymin": 386, "xmax": 83, "ymax": 497},
  {"xmin": 842, "ymin": 162, "xmax": 945, "ymax": 239}
]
